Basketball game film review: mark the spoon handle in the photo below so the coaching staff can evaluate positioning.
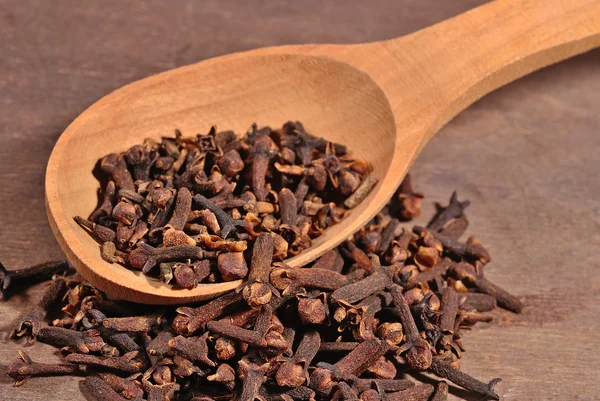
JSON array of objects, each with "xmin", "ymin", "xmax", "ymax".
[{"xmin": 362, "ymin": 0, "xmax": 600, "ymax": 148}]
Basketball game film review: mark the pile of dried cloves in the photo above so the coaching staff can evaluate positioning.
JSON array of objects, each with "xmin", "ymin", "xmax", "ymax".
[
  {"xmin": 6, "ymin": 176, "xmax": 523, "ymax": 400},
  {"xmin": 74, "ymin": 121, "xmax": 377, "ymax": 289}
]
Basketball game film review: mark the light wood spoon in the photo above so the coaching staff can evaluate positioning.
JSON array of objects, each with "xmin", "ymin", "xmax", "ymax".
[{"xmin": 46, "ymin": 0, "xmax": 600, "ymax": 304}]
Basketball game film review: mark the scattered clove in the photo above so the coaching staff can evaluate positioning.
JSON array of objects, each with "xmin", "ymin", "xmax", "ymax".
[{"xmin": 7, "ymin": 175, "xmax": 524, "ymax": 401}]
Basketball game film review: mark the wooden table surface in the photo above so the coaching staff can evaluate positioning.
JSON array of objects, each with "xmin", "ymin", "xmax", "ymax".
[{"xmin": 1, "ymin": 1, "xmax": 599, "ymax": 400}]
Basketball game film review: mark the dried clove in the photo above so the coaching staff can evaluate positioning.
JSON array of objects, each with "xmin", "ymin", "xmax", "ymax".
[
  {"xmin": 66, "ymin": 351, "xmax": 145, "ymax": 373},
  {"xmin": 451, "ymin": 262, "xmax": 523, "ymax": 313},
  {"xmin": 429, "ymin": 357, "xmax": 500, "ymax": 400},
  {"xmin": 12, "ymin": 275, "xmax": 66, "ymax": 341},
  {"xmin": 427, "ymin": 192, "xmax": 470, "ymax": 231},
  {"xmin": 7, "ymin": 351, "xmax": 80, "ymax": 386},
  {"xmin": 275, "ymin": 330, "xmax": 320, "ymax": 387},
  {"xmin": 0, "ymin": 260, "xmax": 68, "ymax": 300}
]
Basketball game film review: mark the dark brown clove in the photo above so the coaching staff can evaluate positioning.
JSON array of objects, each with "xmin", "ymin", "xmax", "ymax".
[
  {"xmin": 384, "ymin": 383, "xmax": 434, "ymax": 401},
  {"xmin": 459, "ymin": 293, "xmax": 497, "ymax": 312},
  {"xmin": 238, "ymin": 358, "xmax": 269, "ymax": 401},
  {"xmin": 206, "ymin": 320, "xmax": 267, "ymax": 348},
  {"xmin": 12, "ymin": 275, "xmax": 66, "ymax": 341},
  {"xmin": 37, "ymin": 326, "xmax": 101, "ymax": 354},
  {"xmin": 193, "ymin": 194, "xmax": 246, "ymax": 239},
  {"xmin": 74, "ymin": 216, "xmax": 117, "ymax": 243},
  {"xmin": 351, "ymin": 379, "xmax": 415, "ymax": 394},
  {"xmin": 66, "ymin": 351, "xmax": 145, "ymax": 373},
  {"xmin": 404, "ymin": 259, "xmax": 452, "ymax": 289},
  {"xmin": 176, "ymin": 290, "xmax": 243, "ymax": 335},
  {"xmin": 271, "ymin": 266, "xmax": 361, "ymax": 295},
  {"xmin": 429, "ymin": 357, "xmax": 500, "ymax": 400},
  {"xmin": 334, "ymin": 381, "xmax": 360, "ymax": 401},
  {"xmin": 91, "ymin": 181, "xmax": 117, "ymax": 222},
  {"xmin": 128, "ymin": 243, "xmax": 204, "ymax": 273},
  {"xmin": 319, "ymin": 342, "xmax": 359, "ymax": 353},
  {"xmin": 100, "ymin": 153, "xmax": 135, "ymax": 191},
  {"xmin": 451, "ymin": 262, "xmax": 523, "ymax": 313},
  {"xmin": 167, "ymin": 187, "xmax": 192, "ymax": 230},
  {"xmin": 125, "ymin": 144, "xmax": 154, "ymax": 182},
  {"xmin": 310, "ymin": 337, "xmax": 391, "ymax": 397},
  {"xmin": 427, "ymin": 192, "xmax": 470, "ymax": 231},
  {"xmin": 438, "ymin": 286, "xmax": 458, "ymax": 350},
  {"xmin": 102, "ymin": 311, "xmax": 163, "ymax": 333},
  {"xmin": 95, "ymin": 372, "xmax": 144, "ymax": 400},
  {"xmin": 279, "ymin": 188, "xmax": 298, "ymax": 226},
  {"xmin": 242, "ymin": 233, "xmax": 275, "ymax": 308},
  {"xmin": 0, "ymin": 260, "xmax": 68, "ymax": 300},
  {"xmin": 312, "ymin": 249, "xmax": 344, "ymax": 273},
  {"xmin": 7, "ymin": 351, "xmax": 80, "ymax": 386},
  {"xmin": 217, "ymin": 252, "xmax": 248, "ymax": 281},
  {"xmin": 83, "ymin": 375, "xmax": 129, "ymax": 401},
  {"xmin": 396, "ymin": 174, "xmax": 423, "ymax": 221},
  {"xmin": 438, "ymin": 215, "xmax": 469, "ymax": 240},
  {"xmin": 344, "ymin": 240, "xmax": 376, "ymax": 274},
  {"xmin": 388, "ymin": 284, "xmax": 432, "ymax": 370},
  {"xmin": 168, "ymin": 333, "xmax": 215, "ymax": 366},
  {"xmin": 330, "ymin": 266, "xmax": 393, "ymax": 304},
  {"xmin": 275, "ymin": 330, "xmax": 320, "ymax": 387}
]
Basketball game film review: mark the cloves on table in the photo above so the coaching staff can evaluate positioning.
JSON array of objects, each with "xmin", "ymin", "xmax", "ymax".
[
  {"xmin": 7, "ymin": 173, "xmax": 524, "ymax": 401},
  {"xmin": 7, "ymin": 351, "xmax": 80, "ymax": 386}
]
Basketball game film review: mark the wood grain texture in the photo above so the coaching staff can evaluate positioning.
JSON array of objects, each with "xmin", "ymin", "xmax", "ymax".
[{"xmin": 1, "ymin": 0, "xmax": 599, "ymax": 400}]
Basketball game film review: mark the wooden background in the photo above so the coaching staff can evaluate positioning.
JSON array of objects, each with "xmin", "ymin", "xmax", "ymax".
[{"xmin": 1, "ymin": 1, "xmax": 599, "ymax": 400}]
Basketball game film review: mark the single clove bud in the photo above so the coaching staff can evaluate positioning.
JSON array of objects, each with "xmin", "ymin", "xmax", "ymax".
[
  {"xmin": 451, "ymin": 262, "xmax": 523, "ymax": 313},
  {"xmin": 168, "ymin": 333, "xmax": 215, "ymax": 366},
  {"xmin": 167, "ymin": 187, "xmax": 192, "ymax": 230},
  {"xmin": 275, "ymin": 330, "xmax": 321, "ymax": 387},
  {"xmin": 37, "ymin": 326, "xmax": 102, "ymax": 354},
  {"xmin": 429, "ymin": 357, "xmax": 500, "ymax": 400},
  {"xmin": 65, "ymin": 351, "xmax": 145, "ymax": 373},
  {"xmin": 176, "ymin": 290, "xmax": 243, "ymax": 335},
  {"xmin": 82, "ymin": 375, "xmax": 129, "ymax": 401},
  {"xmin": 102, "ymin": 311, "xmax": 163, "ymax": 333},
  {"xmin": 8, "ymin": 350, "xmax": 80, "ymax": 386},
  {"xmin": 12, "ymin": 275, "xmax": 66, "ymax": 341},
  {"xmin": 388, "ymin": 284, "xmax": 432, "ymax": 371},
  {"xmin": 95, "ymin": 372, "xmax": 144, "ymax": 400},
  {"xmin": 91, "ymin": 181, "xmax": 117, "ymax": 222},
  {"xmin": 100, "ymin": 153, "xmax": 135, "ymax": 192},
  {"xmin": 128, "ymin": 243, "xmax": 204, "ymax": 273},
  {"xmin": 427, "ymin": 191, "xmax": 470, "ymax": 231},
  {"xmin": 310, "ymin": 337, "xmax": 391, "ymax": 397},
  {"xmin": 0, "ymin": 260, "xmax": 68, "ymax": 300},
  {"xmin": 330, "ymin": 265, "xmax": 393, "ymax": 304},
  {"xmin": 206, "ymin": 320, "xmax": 268, "ymax": 348},
  {"xmin": 242, "ymin": 233, "xmax": 275, "ymax": 308},
  {"xmin": 74, "ymin": 216, "xmax": 117, "ymax": 243},
  {"xmin": 384, "ymin": 383, "xmax": 434, "ymax": 401},
  {"xmin": 193, "ymin": 194, "xmax": 247, "ymax": 239}
]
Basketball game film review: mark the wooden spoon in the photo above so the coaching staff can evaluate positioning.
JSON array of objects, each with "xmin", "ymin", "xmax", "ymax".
[{"xmin": 46, "ymin": 0, "xmax": 600, "ymax": 304}]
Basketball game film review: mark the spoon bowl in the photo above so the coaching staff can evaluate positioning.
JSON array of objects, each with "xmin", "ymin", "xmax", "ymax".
[
  {"xmin": 46, "ymin": 54, "xmax": 397, "ymax": 304},
  {"xmin": 46, "ymin": 0, "xmax": 600, "ymax": 304}
]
